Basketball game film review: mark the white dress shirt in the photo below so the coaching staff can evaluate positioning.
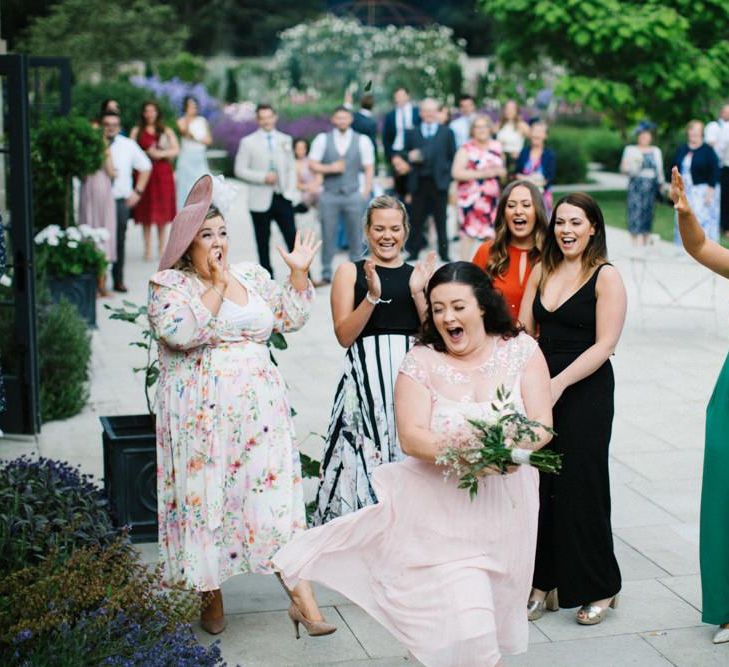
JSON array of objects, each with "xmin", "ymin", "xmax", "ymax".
[
  {"xmin": 109, "ymin": 134, "xmax": 152, "ymax": 199},
  {"xmin": 392, "ymin": 103, "xmax": 414, "ymax": 151},
  {"xmin": 705, "ymin": 119, "xmax": 729, "ymax": 166},
  {"xmin": 450, "ymin": 114, "xmax": 474, "ymax": 149},
  {"xmin": 309, "ymin": 129, "xmax": 375, "ymax": 165}
]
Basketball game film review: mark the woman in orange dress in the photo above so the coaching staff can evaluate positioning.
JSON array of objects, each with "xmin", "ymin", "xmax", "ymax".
[{"xmin": 472, "ymin": 180, "xmax": 548, "ymax": 321}]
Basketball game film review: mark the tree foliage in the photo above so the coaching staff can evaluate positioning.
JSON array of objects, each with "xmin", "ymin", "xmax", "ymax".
[
  {"xmin": 17, "ymin": 0, "xmax": 189, "ymax": 80},
  {"xmin": 481, "ymin": 0, "xmax": 729, "ymax": 133}
]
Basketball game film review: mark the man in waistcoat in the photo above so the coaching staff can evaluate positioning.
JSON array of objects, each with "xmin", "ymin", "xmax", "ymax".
[{"xmin": 308, "ymin": 106, "xmax": 374, "ymax": 285}]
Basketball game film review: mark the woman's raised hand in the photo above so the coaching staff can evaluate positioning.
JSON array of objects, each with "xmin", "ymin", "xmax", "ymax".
[
  {"xmin": 207, "ymin": 246, "xmax": 229, "ymax": 288},
  {"xmin": 409, "ymin": 251, "xmax": 437, "ymax": 295},
  {"xmin": 364, "ymin": 259, "xmax": 382, "ymax": 299},
  {"xmin": 278, "ymin": 230, "xmax": 322, "ymax": 274},
  {"xmin": 669, "ymin": 166, "xmax": 691, "ymax": 214}
]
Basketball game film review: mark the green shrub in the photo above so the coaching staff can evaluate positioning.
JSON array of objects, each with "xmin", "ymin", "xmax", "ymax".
[
  {"xmin": 72, "ymin": 79, "xmax": 176, "ymax": 132},
  {"xmin": 547, "ymin": 127, "xmax": 588, "ymax": 184},
  {"xmin": 38, "ymin": 299, "xmax": 92, "ymax": 422},
  {"xmin": 31, "ymin": 116, "xmax": 105, "ymax": 231},
  {"xmin": 0, "ymin": 539, "xmax": 221, "ymax": 666},
  {"xmin": 0, "ymin": 457, "xmax": 117, "ymax": 576},
  {"xmin": 584, "ymin": 127, "xmax": 624, "ymax": 170},
  {"xmin": 157, "ymin": 51, "xmax": 206, "ymax": 83}
]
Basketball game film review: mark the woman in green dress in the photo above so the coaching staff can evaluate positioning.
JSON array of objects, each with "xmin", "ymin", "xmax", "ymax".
[{"xmin": 672, "ymin": 165, "xmax": 729, "ymax": 644}]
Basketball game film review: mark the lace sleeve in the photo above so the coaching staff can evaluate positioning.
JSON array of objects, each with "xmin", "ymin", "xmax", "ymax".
[{"xmin": 398, "ymin": 346, "xmax": 431, "ymax": 388}]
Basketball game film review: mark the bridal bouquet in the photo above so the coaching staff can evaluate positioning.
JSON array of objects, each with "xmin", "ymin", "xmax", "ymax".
[{"xmin": 435, "ymin": 387, "xmax": 561, "ymax": 500}]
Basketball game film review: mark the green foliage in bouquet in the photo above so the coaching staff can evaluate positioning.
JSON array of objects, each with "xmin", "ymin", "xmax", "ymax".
[
  {"xmin": 31, "ymin": 116, "xmax": 105, "ymax": 231},
  {"xmin": 436, "ymin": 387, "xmax": 560, "ymax": 500},
  {"xmin": 0, "ymin": 457, "xmax": 117, "ymax": 577}
]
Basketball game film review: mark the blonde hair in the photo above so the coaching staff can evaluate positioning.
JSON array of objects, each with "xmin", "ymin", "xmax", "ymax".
[
  {"xmin": 364, "ymin": 195, "xmax": 410, "ymax": 239},
  {"xmin": 469, "ymin": 114, "xmax": 494, "ymax": 138}
]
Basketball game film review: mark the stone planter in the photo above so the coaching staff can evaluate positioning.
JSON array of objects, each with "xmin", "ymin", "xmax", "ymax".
[
  {"xmin": 100, "ymin": 414, "xmax": 157, "ymax": 543},
  {"xmin": 48, "ymin": 272, "xmax": 97, "ymax": 327}
]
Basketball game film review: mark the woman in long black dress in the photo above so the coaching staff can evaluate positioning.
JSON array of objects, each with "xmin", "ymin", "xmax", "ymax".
[
  {"xmin": 312, "ymin": 196, "xmax": 434, "ymax": 525},
  {"xmin": 518, "ymin": 192, "xmax": 627, "ymax": 625}
]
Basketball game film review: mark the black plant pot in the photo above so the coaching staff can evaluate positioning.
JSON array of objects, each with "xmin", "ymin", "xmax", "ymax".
[
  {"xmin": 100, "ymin": 414, "xmax": 157, "ymax": 543},
  {"xmin": 49, "ymin": 273, "xmax": 97, "ymax": 327}
]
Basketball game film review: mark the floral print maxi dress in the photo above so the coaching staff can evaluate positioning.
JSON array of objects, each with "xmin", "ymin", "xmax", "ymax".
[{"xmin": 148, "ymin": 261, "xmax": 314, "ymax": 591}]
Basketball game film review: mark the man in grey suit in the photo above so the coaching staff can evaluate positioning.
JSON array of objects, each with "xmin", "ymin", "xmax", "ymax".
[
  {"xmin": 309, "ymin": 106, "xmax": 374, "ymax": 285},
  {"xmin": 234, "ymin": 104, "xmax": 297, "ymax": 277}
]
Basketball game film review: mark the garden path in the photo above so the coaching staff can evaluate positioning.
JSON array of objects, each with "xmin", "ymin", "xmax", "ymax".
[{"xmin": 3, "ymin": 178, "xmax": 729, "ymax": 666}]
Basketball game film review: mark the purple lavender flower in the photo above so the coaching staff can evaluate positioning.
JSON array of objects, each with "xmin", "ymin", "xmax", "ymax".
[{"xmin": 129, "ymin": 76, "xmax": 220, "ymax": 121}]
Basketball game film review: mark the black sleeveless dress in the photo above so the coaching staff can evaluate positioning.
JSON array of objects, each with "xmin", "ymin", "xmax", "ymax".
[
  {"xmin": 312, "ymin": 260, "xmax": 420, "ymax": 526},
  {"xmin": 531, "ymin": 263, "xmax": 622, "ymax": 607}
]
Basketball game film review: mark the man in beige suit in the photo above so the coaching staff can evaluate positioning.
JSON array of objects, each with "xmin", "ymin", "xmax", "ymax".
[{"xmin": 234, "ymin": 104, "xmax": 298, "ymax": 276}]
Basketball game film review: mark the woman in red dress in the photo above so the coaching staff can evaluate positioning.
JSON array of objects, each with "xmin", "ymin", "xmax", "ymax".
[
  {"xmin": 131, "ymin": 101, "xmax": 179, "ymax": 261},
  {"xmin": 472, "ymin": 180, "xmax": 549, "ymax": 321}
]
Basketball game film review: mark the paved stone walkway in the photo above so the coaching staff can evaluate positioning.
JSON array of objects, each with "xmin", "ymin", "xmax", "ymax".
[{"xmin": 3, "ymin": 179, "xmax": 729, "ymax": 666}]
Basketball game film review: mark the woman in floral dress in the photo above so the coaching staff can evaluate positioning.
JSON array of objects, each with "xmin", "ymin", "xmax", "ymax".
[
  {"xmin": 452, "ymin": 115, "xmax": 506, "ymax": 259},
  {"xmin": 148, "ymin": 175, "xmax": 335, "ymax": 638}
]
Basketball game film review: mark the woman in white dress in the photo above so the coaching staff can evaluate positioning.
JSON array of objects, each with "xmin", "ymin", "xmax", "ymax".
[{"xmin": 176, "ymin": 96, "xmax": 212, "ymax": 209}]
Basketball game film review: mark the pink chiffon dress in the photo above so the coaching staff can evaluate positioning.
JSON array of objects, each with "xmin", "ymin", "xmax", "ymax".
[{"xmin": 274, "ymin": 333, "xmax": 540, "ymax": 667}]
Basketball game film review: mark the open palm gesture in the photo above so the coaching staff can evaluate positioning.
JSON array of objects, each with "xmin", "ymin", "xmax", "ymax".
[
  {"xmin": 409, "ymin": 251, "xmax": 437, "ymax": 294},
  {"xmin": 669, "ymin": 166, "xmax": 690, "ymax": 215},
  {"xmin": 278, "ymin": 230, "xmax": 322, "ymax": 274}
]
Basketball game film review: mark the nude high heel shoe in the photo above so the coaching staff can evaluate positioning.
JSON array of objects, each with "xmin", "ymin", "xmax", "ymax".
[
  {"xmin": 576, "ymin": 594, "xmax": 619, "ymax": 625},
  {"xmin": 713, "ymin": 625, "xmax": 729, "ymax": 644},
  {"xmin": 288, "ymin": 602, "xmax": 337, "ymax": 639},
  {"xmin": 527, "ymin": 588, "xmax": 559, "ymax": 621},
  {"xmin": 200, "ymin": 589, "xmax": 226, "ymax": 635}
]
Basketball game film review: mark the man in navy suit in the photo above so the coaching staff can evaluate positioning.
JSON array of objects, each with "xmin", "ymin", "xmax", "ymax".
[
  {"xmin": 352, "ymin": 94, "xmax": 378, "ymax": 166},
  {"xmin": 396, "ymin": 98, "xmax": 456, "ymax": 262},
  {"xmin": 382, "ymin": 87, "xmax": 420, "ymax": 199}
]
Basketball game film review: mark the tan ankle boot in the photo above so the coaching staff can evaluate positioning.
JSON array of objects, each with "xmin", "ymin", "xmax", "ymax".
[{"xmin": 200, "ymin": 588, "xmax": 226, "ymax": 634}]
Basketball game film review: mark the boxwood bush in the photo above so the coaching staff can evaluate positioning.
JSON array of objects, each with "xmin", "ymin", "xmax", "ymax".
[{"xmin": 547, "ymin": 127, "xmax": 588, "ymax": 185}]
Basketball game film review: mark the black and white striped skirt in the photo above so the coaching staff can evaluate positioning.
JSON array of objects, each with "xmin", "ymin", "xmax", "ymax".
[{"xmin": 312, "ymin": 333, "xmax": 413, "ymax": 526}]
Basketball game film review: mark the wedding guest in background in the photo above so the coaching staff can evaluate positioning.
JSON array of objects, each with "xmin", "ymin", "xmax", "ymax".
[
  {"xmin": 497, "ymin": 100, "xmax": 531, "ymax": 176},
  {"xmin": 452, "ymin": 114, "xmax": 506, "ymax": 258},
  {"xmin": 672, "ymin": 119, "xmax": 720, "ymax": 243},
  {"xmin": 276, "ymin": 262, "xmax": 552, "ymax": 667},
  {"xmin": 79, "ymin": 120, "xmax": 117, "ymax": 296},
  {"xmin": 450, "ymin": 93, "xmax": 478, "ymax": 149},
  {"xmin": 103, "ymin": 110, "xmax": 151, "ymax": 293},
  {"xmin": 313, "ymin": 196, "xmax": 433, "ymax": 525},
  {"xmin": 383, "ymin": 87, "xmax": 420, "ymax": 200},
  {"xmin": 293, "ymin": 137, "xmax": 322, "ymax": 213},
  {"xmin": 350, "ymin": 92, "xmax": 379, "ymax": 166},
  {"xmin": 437, "ymin": 102, "xmax": 451, "ymax": 126},
  {"xmin": 234, "ymin": 104, "xmax": 298, "ymax": 277},
  {"xmin": 176, "ymin": 96, "xmax": 212, "ymax": 209},
  {"xmin": 472, "ymin": 180, "xmax": 548, "ymax": 320},
  {"xmin": 515, "ymin": 120, "xmax": 556, "ymax": 214},
  {"xmin": 398, "ymin": 98, "xmax": 456, "ymax": 262},
  {"xmin": 705, "ymin": 103, "xmax": 729, "ymax": 239},
  {"xmin": 620, "ymin": 121, "xmax": 665, "ymax": 247},
  {"xmin": 671, "ymin": 166, "xmax": 729, "ymax": 645},
  {"xmin": 148, "ymin": 175, "xmax": 334, "ymax": 638},
  {"xmin": 519, "ymin": 193, "xmax": 626, "ymax": 626},
  {"xmin": 131, "ymin": 101, "xmax": 179, "ymax": 262},
  {"xmin": 308, "ymin": 105, "xmax": 374, "ymax": 286}
]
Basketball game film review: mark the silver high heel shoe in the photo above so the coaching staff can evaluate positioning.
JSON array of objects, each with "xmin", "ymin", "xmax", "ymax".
[
  {"xmin": 576, "ymin": 594, "xmax": 619, "ymax": 625},
  {"xmin": 713, "ymin": 625, "xmax": 729, "ymax": 644},
  {"xmin": 527, "ymin": 588, "xmax": 559, "ymax": 621}
]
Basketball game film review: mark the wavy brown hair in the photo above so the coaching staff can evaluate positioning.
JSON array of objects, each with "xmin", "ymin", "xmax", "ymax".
[
  {"xmin": 540, "ymin": 192, "xmax": 608, "ymax": 286},
  {"xmin": 485, "ymin": 180, "xmax": 548, "ymax": 280},
  {"xmin": 419, "ymin": 262, "xmax": 521, "ymax": 352},
  {"xmin": 137, "ymin": 101, "xmax": 166, "ymax": 137}
]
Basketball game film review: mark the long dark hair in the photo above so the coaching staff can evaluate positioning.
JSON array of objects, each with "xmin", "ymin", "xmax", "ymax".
[
  {"xmin": 137, "ymin": 100, "xmax": 166, "ymax": 137},
  {"xmin": 540, "ymin": 192, "xmax": 608, "ymax": 285},
  {"xmin": 486, "ymin": 180, "xmax": 548, "ymax": 279},
  {"xmin": 419, "ymin": 262, "xmax": 521, "ymax": 352}
]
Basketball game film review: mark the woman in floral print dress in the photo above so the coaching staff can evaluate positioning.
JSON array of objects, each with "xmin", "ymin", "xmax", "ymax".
[{"xmin": 148, "ymin": 175, "xmax": 335, "ymax": 638}]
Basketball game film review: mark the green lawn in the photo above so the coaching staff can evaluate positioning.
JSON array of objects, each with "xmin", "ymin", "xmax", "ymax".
[{"xmin": 552, "ymin": 189, "xmax": 729, "ymax": 249}]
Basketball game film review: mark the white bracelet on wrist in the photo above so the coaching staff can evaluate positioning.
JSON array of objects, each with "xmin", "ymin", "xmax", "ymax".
[{"xmin": 365, "ymin": 292, "xmax": 391, "ymax": 306}]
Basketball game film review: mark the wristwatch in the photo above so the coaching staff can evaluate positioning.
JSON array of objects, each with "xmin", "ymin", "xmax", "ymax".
[{"xmin": 134, "ymin": 187, "xmax": 144, "ymax": 196}]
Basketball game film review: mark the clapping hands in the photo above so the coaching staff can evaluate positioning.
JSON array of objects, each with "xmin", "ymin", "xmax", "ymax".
[
  {"xmin": 669, "ymin": 166, "xmax": 690, "ymax": 214},
  {"xmin": 277, "ymin": 230, "xmax": 322, "ymax": 274},
  {"xmin": 408, "ymin": 251, "xmax": 437, "ymax": 294}
]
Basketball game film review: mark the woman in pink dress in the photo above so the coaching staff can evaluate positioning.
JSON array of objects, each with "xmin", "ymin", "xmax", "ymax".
[
  {"xmin": 452, "ymin": 115, "xmax": 507, "ymax": 260},
  {"xmin": 275, "ymin": 261, "xmax": 552, "ymax": 666}
]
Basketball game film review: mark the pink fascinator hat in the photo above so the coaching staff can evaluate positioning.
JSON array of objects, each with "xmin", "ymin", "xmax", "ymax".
[{"xmin": 158, "ymin": 174, "xmax": 214, "ymax": 271}]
